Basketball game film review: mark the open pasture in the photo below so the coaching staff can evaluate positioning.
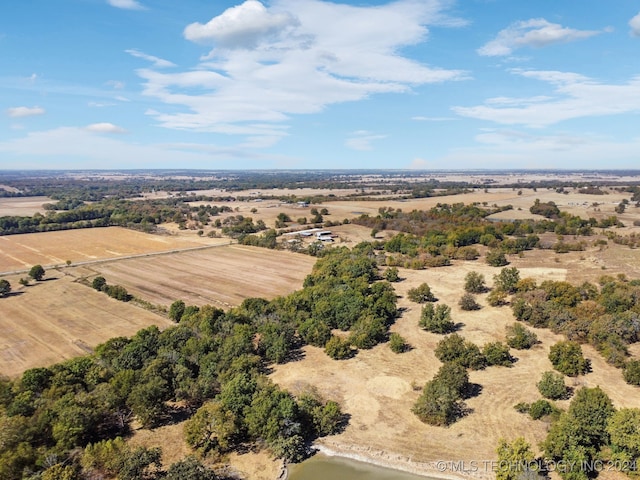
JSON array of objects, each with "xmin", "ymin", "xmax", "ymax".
[
  {"xmin": 0, "ymin": 226, "xmax": 213, "ymax": 273},
  {"xmin": 83, "ymin": 244, "xmax": 316, "ymax": 309},
  {"xmin": 0, "ymin": 273, "xmax": 173, "ymax": 377}
]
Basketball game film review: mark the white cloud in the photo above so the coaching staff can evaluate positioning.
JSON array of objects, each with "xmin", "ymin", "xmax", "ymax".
[
  {"xmin": 137, "ymin": 0, "xmax": 466, "ymax": 146},
  {"xmin": 107, "ymin": 0, "xmax": 145, "ymax": 10},
  {"xmin": 7, "ymin": 106, "xmax": 45, "ymax": 118},
  {"xmin": 630, "ymin": 12, "xmax": 640, "ymax": 37},
  {"xmin": 346, "ymin": 130, "xmax": 387, "ymax": 151},
  {"xmin": 126, "ymin": 49, "xmax": 175, "ymax": 68},
  {"xmin": 184, "ymin": 0, "xmax": 298, "ymax": 47},
  {"xmin": 453, "ymin": 70, "xmax": 640, "ymax": 126},
  {"xmin": 411, "ymin": 115, "xmax": 454, "ymax": 121},
  {"xmin": 478, "ymin": 18, "xmax": 602, "ymax": 56},
  {"xmin": 85, "ymin": 122, "xmax": 128, "ymax": 134},
  {"xmin": 106, "ymin": 80, "xmax": 125, "ymax": 89}
]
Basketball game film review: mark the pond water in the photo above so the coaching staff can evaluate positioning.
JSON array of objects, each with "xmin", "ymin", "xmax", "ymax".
[{"xmin": 288, "ymin": 453, "xmax": 436, "ymax": 480}]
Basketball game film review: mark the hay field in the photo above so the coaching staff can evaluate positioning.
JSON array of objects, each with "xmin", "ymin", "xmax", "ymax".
[
  {"xmin": 80, "ymin": 244, "xmax": 316, "ymax": 309},
  {"xmin": 0, "ymin": 196, "xmax": 52, "ymax": 217},
  {"xmin": 0, "ymin": 272, "xmax": 173, "ymax": 377},
  {"xmin": 0, "ymin": 227, "xmax": 213, "ymax": 272},
  {"xmin": 270, "ymin": 245, "xmax": 640, "ymax": 476}
]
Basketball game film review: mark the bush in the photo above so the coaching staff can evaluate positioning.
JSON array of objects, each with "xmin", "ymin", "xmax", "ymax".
[
  {"xmin": 384, "ymin": 267, "xmax": 400, "ymax": 282},
  {"xmin": 459, "ymin": 293, "xmax": 480, "ymax": 311},
  {"xmin": 505, "ymin": 323, "xmax": 538, "ymax": 349},
  {"xmin": 529, "ymin": 399, "xmax": 554, "ymax": 420},
  {"xmin": 419, "ymin": 303, "xmax": 455, "ymax": 334},
  {"xmin": 348, "ymin": 316, "xmax": 386, "ymax": 349},
  {"xmin": 623, "ymin": 360, "xmax": 640, "ymax": 386},
  {"xmin": 487, "ymin": 288, "xmax": 508, "ymax": 307},
  {"xmin": 493, "ymin": 267, "xmax": 520, "ymax": 294},
  {"xmin": 464, "ymin": 271, "xmax": 486, "ymax": 293},
  {"xmin": 389, "ymin": 333, "xmax": 408, "ymax": 353},
  {"xmin": 486, "ymin": 250, "xmax": 508, "ymax": 267},
  {"xmin": 28, "ymin": 264, "xmax": 45, "ymax": 281},
  {"xmin": 92, "ymin": 276, "xmax": 106, "ymax": 291},
  {"xmin": 548, "ymin": 341, "xmax": 590, "ymax": 376},
  {"xmin": 407, "ymin": 283, "xmax": 436, "ymax": 303},
  {"xmin": 537, "ymin": 371, "xmax": 568, "ymax": 400},
  {"xmin": 435, "ymin": 334, "xmax": 486, "ymax": 370},
  {"xmin": 324, "ymin": 336, "xmax": 354, "ymax": 360},
  {"xmin": 169, "ymin": 300, "xmax": 186, "ymax": 322},
  {"xmin": 483, "ymin": 342, "xmax": 513, "ymax": 367},
  {"xmin": 0, "ymin": 279, "xmax": 11, "ymax": 297},
  {"xmin": 105, "ymin": 284, "xmax": 131, "ymax": 302}
]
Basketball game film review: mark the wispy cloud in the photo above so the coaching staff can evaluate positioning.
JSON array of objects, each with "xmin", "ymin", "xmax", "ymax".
[
  {"xmin": 346, "ymin": 130, "xmax": 387, "ymax": 151},
  {"xmin": 106, "ymin": 80, "xmax": 125, "ymax": 89},
  {"xmin": 412, "ymin": 115, "xmax": 454, "ymax": 121},
  {"xmin": 478, "ymin": 18, "xmax": 603, "ymax": 56},
  {"xmin": 126, "ymin": 49, "xmax": 175, "ymax": 68},
  {"xmin": 453, "ymin": 70, "xmax": 640, "ymax": 126},
  {"xmin": 85, "ymin": 122, "xmax": 128, "ymax": 134},
  {"xmin": 136, "ymin": 0, "xmax": 467, "ymax": 146},
  {"xmin": 107, "ymin": 0, "xmax": 145, "ymax": 11},
  {"xmin": 7, "ymin": 106, "xmax": 45, "ymax": 118},
  {"xmin": 630, "ymin": 12, "xmax": 640, "ymax": 37}
]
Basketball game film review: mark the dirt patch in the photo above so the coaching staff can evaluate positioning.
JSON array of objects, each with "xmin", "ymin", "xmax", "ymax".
[{"xmin": 0, "ymin": 196, "xmax": 52, "ymax": 217}]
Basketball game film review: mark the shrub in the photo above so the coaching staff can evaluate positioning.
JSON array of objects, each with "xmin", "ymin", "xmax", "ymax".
[
  {"xmin": 389, "ymin": 333, "xmax": 408, "ymax": 353},
  {"xmin": 483, "ymin": 342, "xmax": 513, "ymax": 367},
  {"xmin": 28, "ymin": 264, "xmax": 45, "ymax": 281},
  {"xmin": 419, "ymin": 303, "xmax": 455, "ymax": 334},
  {"xmin": 464, "ymin": 271, "xmax": 486, "ymax": 293},
  {"xmin": 407, "ymin": 283, "xmax": 436, "ymax": 303},
  {"xmin": 384, "ymin": 267, "xmax": 400, "ymax": 282},
  {"xmin": 105, "ymin": 284, "xmax": 131, "ymax": 302},
  {"xmin": 435, "ymin": 334, "xmax": 486, "ymax": 370},
  {"xmin": 348, "ymin": 316, "xmax": 386, "ymax": 349},
  {"xmin": 487, "ymin": 288, "xmax": 508, "ymax": 307},
  {"xmin": 529, "ymin": 399, "xmax": 554, "ymax": 420},
  {"xmin": 486, "ymin": 250, "xmax": 508, "ymax": 267},
  {"xmin": 459, "ymin": 293, "xmax": 480, "ymax": 311},
  {"xmin": 0, "ymin": 279, "xmax": 11, "ymax": 297},
  {"xmin": 537, "ymin": 371, "xmax": 568, "ymax": 400},
  {"xmin": 493, "ymin": 267, "xmax": 520, "ymax": 294},
  {"xmin": 168, "ymin": 300, "xmax": 186, "ymax": 322},
  {"xmin": 505, "ymin": 323, "xmax": 538, "ymax": 349},
  {"xmin": 623, "ymin": 360, "xmax": 640, "ymax": 386},
  {"xmin": 324, "ymin": 336, "xmax": 354, "ymax": 360},
  {"xmin": 548, "ymin": 341, "xmax": 590, "ymax": 376}
]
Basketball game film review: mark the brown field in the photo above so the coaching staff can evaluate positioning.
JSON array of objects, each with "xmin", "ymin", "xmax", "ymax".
[
  {"xmin": 270, "ymin": 246, "xmax": 640, "ymax": 479},
  {"xmin": 0, "ymin": 272, "xmax": 173, "ymax": 377},
  {"xmin": 0, "ymin": 195, "xmax": 52, "ymax": 217},
  {"xmin": 0, "ymin": 226, "xmax": 215, "ymax": 272},
  {"xmin": 75, "ymin": 244, "xmax": 316, "ymax": 309}
]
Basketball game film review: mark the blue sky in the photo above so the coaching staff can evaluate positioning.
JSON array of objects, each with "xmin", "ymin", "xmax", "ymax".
[{"xmin": 1, "ymin": 0, "xmax": 640, "ymax": 170}]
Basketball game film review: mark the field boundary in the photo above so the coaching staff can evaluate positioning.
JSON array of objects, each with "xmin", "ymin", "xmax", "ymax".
[{"xmin": 0, "ymin": 240, "xmax": 235, "ymax": 276}]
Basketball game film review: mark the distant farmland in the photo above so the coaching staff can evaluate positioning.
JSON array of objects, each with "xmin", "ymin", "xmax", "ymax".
[{"xmin": 83, "ymin": 244, "xmax": 316, "ymax": 309}]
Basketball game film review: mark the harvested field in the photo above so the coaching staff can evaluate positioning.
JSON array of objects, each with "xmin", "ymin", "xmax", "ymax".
[
  {"xmin": 0, "ymin": 196, "xmax": 52, "ymax": 217},
  {"xmin": 79, "ymin": 244, "xmax": 316, "ymax": 309},
  {"xmin": 0, "ymin": 272, "xmax": 173, "ymax": 377},
  {"xmin": 0, "ymin": 227, "xmax": 215, "ymax": 273}
]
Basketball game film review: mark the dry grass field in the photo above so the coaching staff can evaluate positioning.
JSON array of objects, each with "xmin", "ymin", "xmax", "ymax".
[
  {"xmin": 0, "ymin": 226, "xmax": 213, "ymax": 272},
  {"xmin": 78, "ymin": 244, "xmax": 316, "ymax": 309},
  {"xmin": 270, "ymin": 245, "xmax": 640, "ymax": 479},
  {"xmin": 0, "ymin": 271, "xmax": 174, "ymax": 377},
  {"xmin": 0, "ymin": 196, "xmax": 52, "ymax": 217}
]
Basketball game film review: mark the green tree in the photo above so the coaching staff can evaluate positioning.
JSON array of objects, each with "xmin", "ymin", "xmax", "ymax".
[
  {"xmin": 168, "ymin": 300, "xmax": 186, "ymax": 322},
  {"xmin": 384, "ymin": 267, "xmax": 399, "ymax": 282},
  {"xmin": 28, "ymin": 264, "xmax": 45, "ymax": 281},
  {"xmin": 623, "ymin": 360, "xmax": 640, "ymax": 386},
  {"xmin": 435, "ymin": 334, "xmax": 486, "ymax": 370},
  {"xmin": 537, "ymin": 371, "xmax": 568, "ymax": 400},
  {"xmin": 505, "ymin": 323, "xmax": 538, "ymax": 350},
  {"xmin": 486, "ymin": 250, "xmax": 508, "ymax": 267},
  {"xmin": 91, "ymin": 276, "xmax": 106, "ymax": 291},
  {"xmin": 483, "ymin": 342, "xmax": 513, "ymax": 367},
  {"xmin": 607, "ymin": 408, "xmax": 640, "ymax": 457},
  {"xmin": 412, "ymin": 379, "xmax": 461, "ymax": 426},
  {"xmin": 407, "ymin": 283, "xmax": 436, "ymax": 303},
  {"xmin": 165, "ymin": 456, "xmax": 219, "ymax": 480},
  {"xmin": 494, "ymin": 267, "xmax": 521, "ymax": 294},
  {"xmin": 419, "ymin": 303, "xmax": 455, "ymax": 334},
  {"xmin": 495, "ymin": 437, "xmax": 536, "ymax": 480},
  {"xmin": 299, "ymin": 317, "xmax": 332, "ymax": 347},
  {"xmin": 184, "ymin": 401, "xmax": 237, "ymax": 454},
  {"xmin": 529, "ymin": 399, "xmax": 554, "ymax": 420},
  {"xmin": 548, "ymin": 341, "xmax": 590, "ymax": 376},
  {"xmin": 0, "ymin": 279, "xmax": 11, "ymax": 297},
  {"xmin": 464, "ymin": 271, "xmax": 486, "ymax": 293},
  {"xmin": 389, "ymin": 332, "xmax": 408, "ymax": 353},
  {"xmin": 324, "ymin": 336, "xmax": 354, "ymax": 360}
]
